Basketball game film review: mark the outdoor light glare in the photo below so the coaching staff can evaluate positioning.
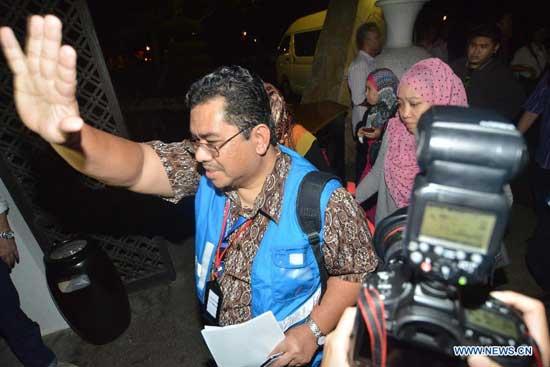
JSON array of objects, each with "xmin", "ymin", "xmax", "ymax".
[
  {"xmin": 146, "ymin": 46, "xmax": 150, "ymax": 51},
  {"xmin": 443, "ymin": 15, "xmax": 447, "ymax": 21},
  {"xmin": 254, "ymin": 38, "xmax": 257, "ymax": 43},
  {"xmin": 242, "ymin": 31, "xmax": 247, "ymax": 37}
]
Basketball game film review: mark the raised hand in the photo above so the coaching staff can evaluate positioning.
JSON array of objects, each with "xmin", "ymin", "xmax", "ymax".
[{"xmin": 0, "ymin": 15, "xmax": 84, "ymax": 144}]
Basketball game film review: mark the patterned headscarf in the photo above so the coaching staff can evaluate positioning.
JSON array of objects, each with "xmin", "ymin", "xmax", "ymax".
[
  {"xmin": 384, "ymin": 58, "xmax": 468, "ymax": 208},
  {"xmin": 367, "ymin": 68, "xmax": 399, "ymax": 93},
  {"xmin": 365, "ymin": 68, "xmax": 399, "ymax": 128},
  {"xmin": 264, "ymin": 82, "xmax": 295, "ymax": 149}
]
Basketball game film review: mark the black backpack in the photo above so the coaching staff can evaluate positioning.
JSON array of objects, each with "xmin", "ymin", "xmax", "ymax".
[{"xmin": 297, "ymin": 171, "xmax": 340, "ymax": 297}]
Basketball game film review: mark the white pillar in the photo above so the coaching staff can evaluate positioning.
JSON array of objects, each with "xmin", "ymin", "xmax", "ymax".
[{"xmin": 375, "ymin": 0, "xmax": 431, "ymax": 78}]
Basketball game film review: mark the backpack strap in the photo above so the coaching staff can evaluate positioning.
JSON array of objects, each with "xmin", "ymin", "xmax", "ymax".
[{"xmin": 297, "ymin": 171, "xmax": 340, "ymax": 297}]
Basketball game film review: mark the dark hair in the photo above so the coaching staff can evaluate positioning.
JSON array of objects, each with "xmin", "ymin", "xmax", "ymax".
[
  {"xmin": 468, "ymin": 24, "xmax": 501, "ymax": 44},
  {"xmin": 356, "ymin": 22, "xmax": 380, "ymax": 50},
  {"xmin": 186, "ymin": 65, "xmax": 276, "ymax": 145}
]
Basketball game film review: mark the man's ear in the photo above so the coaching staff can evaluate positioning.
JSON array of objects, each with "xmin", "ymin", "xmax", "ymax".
[{"xmin": 252, "ymin": 124, "xmax": 272, "ymax": 155}]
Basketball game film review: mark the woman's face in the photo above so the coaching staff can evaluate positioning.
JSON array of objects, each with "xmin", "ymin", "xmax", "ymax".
[
  {"xmin": 397, "ymin": 83, "xmax": 432, "ymax": 134},
  {"xmin": 365, "ymin": 80, "xmax": 379, "ymax": 105}
]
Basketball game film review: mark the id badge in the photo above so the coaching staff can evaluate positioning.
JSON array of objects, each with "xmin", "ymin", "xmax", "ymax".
[{"xmin": 203, "ymin": 280, "xmax": 223, "ymax": 326}]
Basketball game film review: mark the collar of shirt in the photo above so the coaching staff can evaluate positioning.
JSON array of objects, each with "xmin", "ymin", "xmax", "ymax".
[
  {"xmin": 467, "ymin": 57, "xmax": 495, "ymax": 72},
  {"xmin": 359, "ymin": 50, "xmax": 375, "ymax": 63},
  {"xmin": 531, "ymin": 42, "xmax": 546, "ymax": 54},
  {"xmin": 225, "ymin": 146, "xmax": 290, "ymax": 223}
]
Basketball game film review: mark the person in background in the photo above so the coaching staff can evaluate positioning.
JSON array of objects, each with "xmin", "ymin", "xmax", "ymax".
[
  {"xmin": 0, "ymin": 194, "xmax": 77, "ymax": 367},
  {"xmin": 511, "ymin": 25, "xmax": 548, "ymax": 95},
  {"xmin": 451, "ymin": 24, "xmax": 525, "ymax": 122},
  {"xmin": 348, "ymin": 22, "xmax": 382, "ymax": 182},
  {"xmin": 517, "ymin": 72, "xmax": 550, "ymax": 292},
  {"xmin": 264, "ymin": 82, "xmax": 331, "ymax": 172},
  {"xmin": 355, "ymin": 68, "xmax": 399, "ymax": 181},
  {"xmin": 416, "ymin": 23, "xmax": 449, "ymax": 62},
  {"xmin": 354, "ymin": 68, "xmax": 399, "ymax": 223},
  {"xmin": 348, "ymin": 22, "xmax": 383, "ymax": 133},
  {"xmin": 356, "ymin": 58, "xmax": 468, "ymax": 224},
  {"xmin": 321, "ymin": 291, "xmax": 550, "ymax": 367},
  {"xmin": 495, "ymin": 11, "xmax": 514, "ymax": 63}
]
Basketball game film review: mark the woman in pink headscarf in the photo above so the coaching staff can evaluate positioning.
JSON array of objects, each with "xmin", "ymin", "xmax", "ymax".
[{"xmin": 356, "ymin": 58, "xmax": 468, "ymax": 224}]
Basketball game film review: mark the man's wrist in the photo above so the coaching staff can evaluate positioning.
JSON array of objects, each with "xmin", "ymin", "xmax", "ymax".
[
  {"xmin": 305, "ymin": 315, "xmax": 326, "ymax": 346},
  {"xmin": 0, "ymin": 231, "xmax": 14, "ymax": 239}
]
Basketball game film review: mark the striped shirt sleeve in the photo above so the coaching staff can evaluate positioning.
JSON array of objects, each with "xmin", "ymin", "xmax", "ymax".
[{"xmin": 524, "ymin": 73, "xmax": 550, "ymax": 115}]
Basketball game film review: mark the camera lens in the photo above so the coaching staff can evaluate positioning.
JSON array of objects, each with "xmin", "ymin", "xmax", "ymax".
[{"xmin": 373, "ymin": 207, "xmax": 408, "ymax": 267}]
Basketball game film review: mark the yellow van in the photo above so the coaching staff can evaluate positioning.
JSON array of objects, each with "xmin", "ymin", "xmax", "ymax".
[{"xmin": 276, "ymin": 10, "xmax": 326, "ymax": 96}]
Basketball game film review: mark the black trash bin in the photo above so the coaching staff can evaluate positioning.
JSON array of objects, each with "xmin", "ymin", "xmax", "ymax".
[{"xmin": 44, "ymin": 237, "xmax": 131, "ymax": 345}]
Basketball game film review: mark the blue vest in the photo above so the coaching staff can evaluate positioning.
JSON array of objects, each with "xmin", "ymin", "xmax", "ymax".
[{"xmin": 194, "ymin": 146, "xmax": 340, "ymax": 366}]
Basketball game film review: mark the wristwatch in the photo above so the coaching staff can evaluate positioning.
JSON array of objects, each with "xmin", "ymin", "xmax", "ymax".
[
  {"xmin": 305, "ymin": 315, "xmax": 326, "ymax": 346},
  {"xmin": 0, "ymin": 231, "xmax": 14, "ymax": 239}
]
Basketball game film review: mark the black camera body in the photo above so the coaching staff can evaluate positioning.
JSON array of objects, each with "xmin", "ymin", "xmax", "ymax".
[
  {"xmin": 351, "ymin": 107, "xmax": 534, "ymax": 367},
  {"xmin": 354, "ymin": 261, "xmax": 534, "ymax": 367}
]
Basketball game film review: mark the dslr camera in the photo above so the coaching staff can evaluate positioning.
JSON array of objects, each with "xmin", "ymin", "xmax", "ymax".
[{"xmin": 350, "ymin": 107, "xmax": 538, "ymax": 367}]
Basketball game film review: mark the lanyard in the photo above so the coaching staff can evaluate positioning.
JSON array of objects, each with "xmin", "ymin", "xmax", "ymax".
[{"xmin": 212, "ymin": 200, "xmax": 253, "ymax": 279}]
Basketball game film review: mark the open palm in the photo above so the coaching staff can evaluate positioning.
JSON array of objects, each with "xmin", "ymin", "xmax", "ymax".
[{"xmin": 0, "ymin": 15, "xmax": 83, "ymax": 144}]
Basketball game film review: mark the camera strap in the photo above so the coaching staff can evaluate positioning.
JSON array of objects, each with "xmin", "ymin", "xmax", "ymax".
[
  {"xmin": 297, "ymin": 171, "xmax": 339, "ymax": 297},
  {"xmin": 357, "ymin": 287, "xmax": 387, "ymax": 367}
]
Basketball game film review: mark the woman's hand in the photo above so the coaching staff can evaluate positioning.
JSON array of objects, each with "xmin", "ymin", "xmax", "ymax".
[
  {"xmin": 357, "ymin": 127, "xmax": 382, "ymax": 140},
  {"xmin": 321, "ymin": 307, "xmax": 356, "ymax": 367}
]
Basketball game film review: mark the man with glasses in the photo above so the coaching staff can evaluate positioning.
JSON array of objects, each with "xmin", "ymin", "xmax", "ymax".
[{"xmin": 0, "ymin": 15, "xmax": 378, "ymax": 367}]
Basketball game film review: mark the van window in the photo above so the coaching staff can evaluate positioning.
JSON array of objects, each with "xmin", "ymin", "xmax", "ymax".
[
  {"xmin": 278, "ymin": 36, "xmax": 290, "ymax": 55},
  {"xmin": 294, "ymin": 30, "xmax": 321, "ymax": 57}
]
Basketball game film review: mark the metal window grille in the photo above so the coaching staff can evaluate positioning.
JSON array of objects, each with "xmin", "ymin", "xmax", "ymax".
[{"xmin": 0, "ymin": 0, "xmax": 176, "ymax": 290}]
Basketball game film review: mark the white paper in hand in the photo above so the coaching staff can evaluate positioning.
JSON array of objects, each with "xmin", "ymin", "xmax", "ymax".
[{"xmin": 201, "ymin": 311, "xmax": 285, "ymax": 367}]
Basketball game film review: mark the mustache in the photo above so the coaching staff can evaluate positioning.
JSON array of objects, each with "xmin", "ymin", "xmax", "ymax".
[{"xmin": 201, "ymin": 163, "xmax": 220, "ymax": 171}]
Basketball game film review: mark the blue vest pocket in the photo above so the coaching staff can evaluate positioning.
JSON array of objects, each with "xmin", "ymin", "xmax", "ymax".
[{"xmin": 271, "ymin": 247, "xmax": 316, "ymax": 302}]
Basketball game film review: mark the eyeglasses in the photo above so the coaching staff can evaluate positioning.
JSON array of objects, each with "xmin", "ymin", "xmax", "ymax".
[{"xmin": 190, "ymin": 127, "xmax": 249, "ymax": 158}]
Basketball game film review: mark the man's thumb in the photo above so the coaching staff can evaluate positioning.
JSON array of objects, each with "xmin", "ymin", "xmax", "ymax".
[{"xmin": 60, "ymin": 116, "xmax": 83, "ymax": 132}]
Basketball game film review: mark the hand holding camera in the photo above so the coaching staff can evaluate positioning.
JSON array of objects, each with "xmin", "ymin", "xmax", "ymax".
[
  {"xmin": 321, "ymin": 291, "xmax": 550, "ymax": 367},
  {"xmin": 468, "ymin": 291, "xmax": 550, "ymax": 367}
]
